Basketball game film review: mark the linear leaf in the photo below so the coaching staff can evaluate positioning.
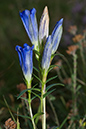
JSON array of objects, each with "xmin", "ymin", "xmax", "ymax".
[
  {"xmin": 33, "ymin": 66, "xmax": 39, "ymax": 73},
  {"xmin": 3, "ymin": 96, "xmax": 16, "ymax": 123},
  {"xmin": 48, "ymin": 64, "xmax": 61, "ymax": 73},
  {"xmin": 31, "ymin": 96, "xmax": 37, "ymax": 101},
  {"xmin": 17, "ymin": 88, "xmax": 31, "ymax": 100},
  {"xmin": 17, "ymin": 114, "xmax": 31, "ymax": 120},
  {"xmin": 32, "ymin": 88, "xmax": 41, "ymax": 92},
  {"xmin": 33, "ymin": 112, "xmax": 43, "ymax": 120},
  {"xmin": 43, "ymin": 89, "xmax": 56, "ymax": 98},
  {"xmin": 32, "ymin": 91, "xmax": 41, "ymax": 99},
  {"xmin": 33, "ymin": 74, "xmax": 43, "ymax": 84},
  {"xmin": 46, "ymin": 75, "xmax": 58, "ymax": 83},
  {"xmin": 46, "ymin": 83, "xmax": 64, "ymax": 91}
]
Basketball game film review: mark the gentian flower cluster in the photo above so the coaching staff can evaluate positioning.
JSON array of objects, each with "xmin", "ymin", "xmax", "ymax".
[{"xmin": 16, "ymin": 6, "xmax": 63, "ymax": 83}]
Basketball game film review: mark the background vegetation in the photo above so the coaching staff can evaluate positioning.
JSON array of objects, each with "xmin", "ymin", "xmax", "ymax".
[{"xmin": 0, "ymin": 0, "xmax": 86, "ymax": 128}]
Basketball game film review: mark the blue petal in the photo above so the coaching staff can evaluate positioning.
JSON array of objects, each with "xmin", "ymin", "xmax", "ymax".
[
  {"xmin": 15, "ymin": 45, "xmax": 24, "ymax": 68},
  {"xmin": 51, "ymin": 18, "xmax": 63, "ymax": 39},
  {"xmin": 42, "ymin": 36, "xmax": 52, "ymax": 72},
  {"xmin": 16, "ymin": 44, "xmax": 34, "ymax": 83},
  {"xmin": 51, "ymin": 18, "xmax": 63, "ymax": 54},
  {"xmin": 19, "ymin": 8, "xmax": 38, "ymax": 44}
]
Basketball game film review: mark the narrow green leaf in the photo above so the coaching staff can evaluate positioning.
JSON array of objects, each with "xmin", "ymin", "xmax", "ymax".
[
  {"xmin": 31, "ymin": 96, "xmax": 37, "ymax": 101},
  {"xmin": 59, "ymin": 116, "xmax": 68, "ymax": 129},
  {"xmin": 46, "ymin": 75, "xmax": 58, "ymax": 83},
  {"xmin": 48, "ymin": 64, "xmax": 61, "ymax": 72},
  {"xmin": 3, "ymin": 96, "xmax": 16, "ymax": 123},
  {"xmin": 46, "ymin": 83, "xmax": 64, "ymax": 91},
  {"xmin": 17, "ymin": 114, "xmax": 31, "ymax": 120},
  {"xmin": 33, "ymin": 66, "xmax": 39, "ymax": 73},
  {"xmin": 76, "ymin": 85, "xmax": 81, "ymax": 92},
  {"xmin": 43, "ymin": 89, "xmax": 56, "ymax": 98},
  {"xmin": 33, "ymin": 112, "xmax": 43, "ymax": 120},
  {"xmin": 17, "ymin": 88, "xmax": 31, "ymax": 100},
  {"xmin": 32, "ymin": 88, "xmax": 41, "ymax": 92},
  {"xmin": 17, "ymin": 84, "xmax": 38, "ymax": 100},
  {"xmin": 33, "ymin": 73, "xmax": 43, "ymax": 84},
  {"xmin": 18, "ymin": 97, "xmax": 28, "ymax": 101},
  {"xmin": 32, "ymin": 91, "xmax": 41, "ymax": 99}
]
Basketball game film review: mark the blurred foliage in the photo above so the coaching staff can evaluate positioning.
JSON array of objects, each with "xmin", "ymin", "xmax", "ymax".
[{"xmin": 0, "ymin": 0, "xmax": 86, "ymax": 128}]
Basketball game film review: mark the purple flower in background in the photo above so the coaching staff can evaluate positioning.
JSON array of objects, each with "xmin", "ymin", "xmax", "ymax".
[
  {"xmin": 72, "ymin": 2, "xmax": 83, "ymax": 14},
  {"xmin": 16, "ymin": 44, "xmax": 34, "ymax": 84}
]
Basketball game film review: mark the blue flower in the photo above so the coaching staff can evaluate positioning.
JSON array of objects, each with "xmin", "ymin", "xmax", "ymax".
[
  {"xmin": 20, "ymin": 7, "xmax": 49, "ymax": 51},
  {"xmin": 42, "ymin": 36, "xmax": 52, "ymax": 73},
  {"xmin": 20, "ymin": 9, "xmax": 38, "ymax": 50},
  {"xmin": 51, "ymin": 18, "xmax": 63, "ymax": 54},
  {"xmin": 41, "ymin": 18, "xmax": 63, "ymax": 72},
  {"xmin": 15, "ymin": 43, "xmax": 34, "ymax": 84}
]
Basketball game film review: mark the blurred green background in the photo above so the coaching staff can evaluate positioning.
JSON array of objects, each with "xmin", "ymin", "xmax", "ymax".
[{"xmin": 0, "ymin": 0, "xmax": 86, "ymax": 128}]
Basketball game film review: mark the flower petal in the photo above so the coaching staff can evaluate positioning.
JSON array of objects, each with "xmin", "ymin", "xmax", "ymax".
[
  {"xmin": 16, "ymin": 44, "xmax": 34, "ymax": 83},
  {"xmin": 39, "ymin": 6, "xmax": 49, "ymax": 44},
  {"xmin": 42, "ymin": 36, "xmax": 52, "ymax": 72},
  {"xmin": 20, "ymin": 9, "xmax": 38, "ymax": 45},
  {"xmin": 51, "ymin": 18, "xmax": 63, "ymax": 54}
]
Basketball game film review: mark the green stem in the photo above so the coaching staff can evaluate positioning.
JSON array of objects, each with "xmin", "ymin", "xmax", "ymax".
[
  {"xmin": 27, "ymin": 83, "xmax": 36, "ymax": 129},
  {"xmin": 41, "ymin": 73, "xmax": 47, "ymax": 129},
  {"xmin": 72, "ymin": 53, "xmax": 77, "ymax": 129},
  {"xmin": 73, "ymin": 53, "xmax": 77, "ymax": 116}
]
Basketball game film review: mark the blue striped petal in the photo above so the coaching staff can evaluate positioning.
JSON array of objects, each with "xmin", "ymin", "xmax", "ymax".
[
  {"xmin": 20, "ymin": 9, "xmax": 38, "ymax": 49},
  {"xmin": 42, "ymin": 36, "xmax": 52, "ymax": 72},
  {"xmin": 51, "ymin": 18, "xmax": 63, "ymax": 54},
  {"xmin": 16, "ymin": 44, "xmax": 34, "ymax": 83}
]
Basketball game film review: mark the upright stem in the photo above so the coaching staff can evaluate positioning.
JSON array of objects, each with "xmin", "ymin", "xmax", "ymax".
[
  {"xmin": 72, "ymin": 53, "xmax": 77, "ymax": 129},
  {"xmin": 27, "ymin": 83, "xmax": 36, "ymax": 129},
  {"xmin": 41, "ymin": 73, "xmax": 47, "ymax": 129},
  {"xmin": 73, "ymin": 53, "xmax": 77, "ymax": 116}
]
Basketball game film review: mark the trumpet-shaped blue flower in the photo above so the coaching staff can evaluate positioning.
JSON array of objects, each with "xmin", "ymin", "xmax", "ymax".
[
  {"xmin": 16, "ymin": 43, "xmax": 34, "ymax": 84},
  {"xmin": 19, "ymin": 6, "xmax": 63, "ymax": 73},
  {"xmin": 51, "ymin": 18, "xmax": 63, "ymax": 55},
  {"xmin": 20, "ymin": 7, "xmax": 49, "ymax": 51},
  {"xmin": 41, "ymin": 18, "xmax": 63, "ymax": 72},
  {"xmin": 20, "ymin": 9, "xmax": 38, "ymax": 50},
  {"xmin": 42, "ymin": 36, "xmax": 52, "ymax": 73}
]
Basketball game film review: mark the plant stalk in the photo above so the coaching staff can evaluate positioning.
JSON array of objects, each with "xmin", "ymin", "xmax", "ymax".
[
  {"xmin": 27, "ymin": 83, "xmax": 36, "ymax": 129},
  {"xmin": 41, "ymin": 73, "xmax": 47, "ymax": 129}
]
